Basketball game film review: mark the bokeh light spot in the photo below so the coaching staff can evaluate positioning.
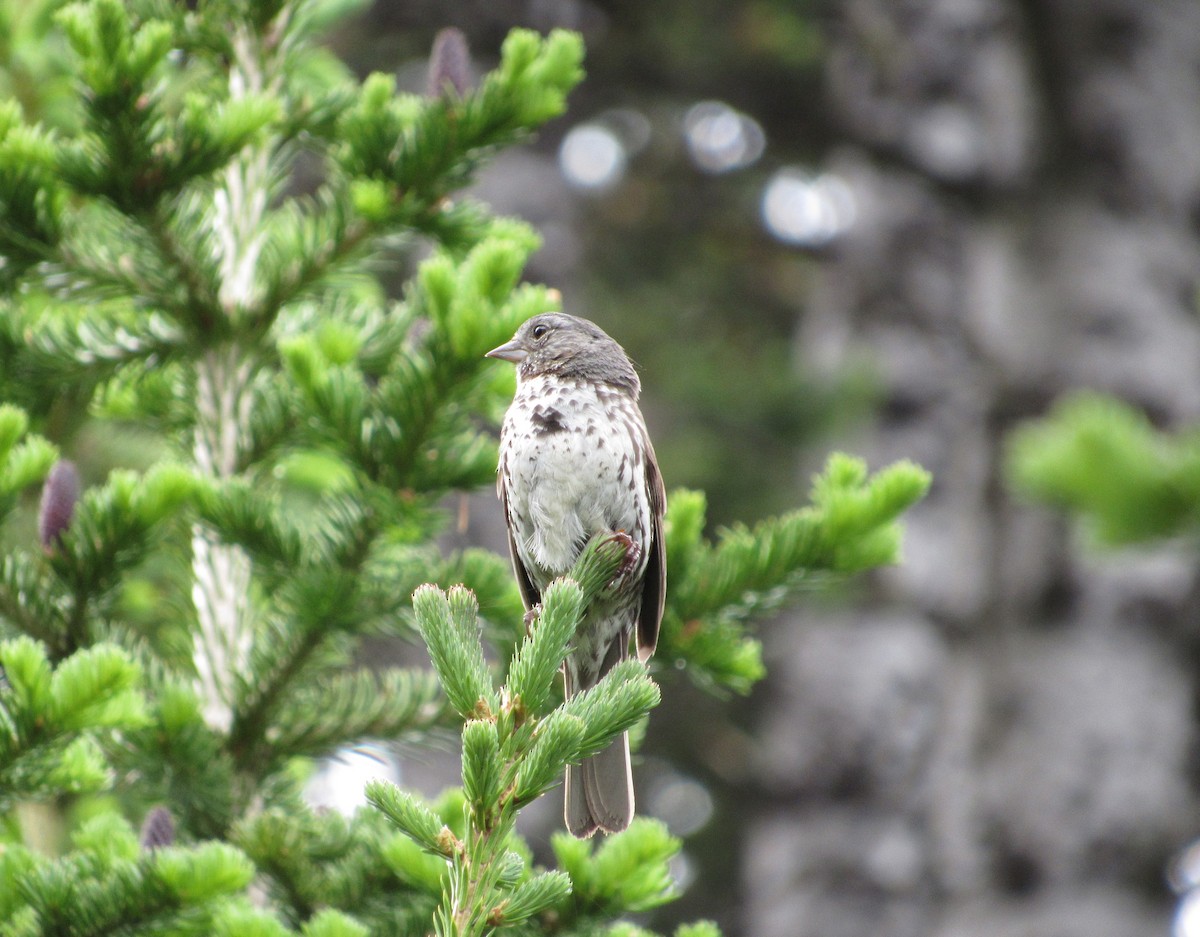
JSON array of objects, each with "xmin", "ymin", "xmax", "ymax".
[
  {"xmin": 559, "ymin": 123, "xmax": 627, "ymax": 191},
  {"xmin": 304, "ymin": 742, "xmax": 400, "ymax": 816},
  {"xmin": 648, "ymin": 775, "xmax": 714, "ymax": 837},
  {"xmin": 1177, "ymin": 890, "xmax": 1200, "ymax": 937},
  {"xmin": 761, "ymin": 168, "xmax": 857, "ymax": 246},
  {"xmin": 684, "ymin": 100, "xmax": 765, "ymax": 173}
]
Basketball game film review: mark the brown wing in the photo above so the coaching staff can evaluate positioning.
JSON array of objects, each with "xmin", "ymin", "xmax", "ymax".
[
  {"xmin": 499, "ymin": 470, "xmax": 540, "ymax": 612},
  {"xmin": 636, "ymin": 434, "xmax": 666, "ymax": 661}
]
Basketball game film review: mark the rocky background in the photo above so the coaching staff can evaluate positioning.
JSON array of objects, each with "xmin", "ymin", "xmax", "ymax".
[
  {"xmin": 344, "ymin": 2, "xmax": 1200, "ymax": 934},
  {"xmin": 752, "ymin": 3, "xmax": 1200, "ymax": 935}
]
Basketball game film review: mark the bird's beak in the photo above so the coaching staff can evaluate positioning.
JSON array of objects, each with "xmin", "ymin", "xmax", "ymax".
[{"xmin": 485, "ymin": 339, "xmax": 527, "ymax": 364}]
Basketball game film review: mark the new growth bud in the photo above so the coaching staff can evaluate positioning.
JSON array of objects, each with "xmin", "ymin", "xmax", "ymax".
[
  {"xmin": 427, "ymin": 27, "xmax": 473, "ymax": 98},
  {"xmin": 38, "ymin": 460, "xmax": 80, "ymax": 550}
]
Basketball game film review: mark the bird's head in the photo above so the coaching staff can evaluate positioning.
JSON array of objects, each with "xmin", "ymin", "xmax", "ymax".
[{"xmin": 486, "ymin": 313, "xmax": 639, "ymax": 395}]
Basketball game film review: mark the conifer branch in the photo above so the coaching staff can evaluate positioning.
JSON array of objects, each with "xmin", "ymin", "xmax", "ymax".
[
  {"xmin": 0, "ymin": 638, "xmax": 146, "ymax": 807},
  {"xmin": 116, "ymin": 681, "xmax": 237, "ymax": 841},
  {"xmin": 28, "ymin": 306, "xmax": 186, "ymax": 396},
  {"xmin": 225, "ymin": 512, "xmax": 384, "ymax": 775},
  {"xmin": 226, "ymin": 622, "xmax": 325, "ymax": 775},
  {"xmin": 3, "ymin": 815, "xmax": 256, "ymax": 937},
  {"xmin": 374, "ymin": 539, "xmax": 665, "ymax": 937},
  {"xmin": 144, "ymin": 203, "xmax": 224, "ymax": 337},
  {"xmin": 264, "ymin": 668, "xmax": 446, "ymax": 762},
  {"xmin": 0, "ymin": 554, "xmax": 67, "ymax": 649},
  {"xmin": 0, "ymin": 102, "xmax": 65, "ymax": 286},
  {"xmin": 1008, "ymin": 392, "xmax": 1200, "ymax": 544},
  {"xmin": 253, "ymin": 192, "xmax": 373, "ymax": 328},
  {"xmin": 660, "ymin": 454, "xmax": 930, "ymax": 693}
]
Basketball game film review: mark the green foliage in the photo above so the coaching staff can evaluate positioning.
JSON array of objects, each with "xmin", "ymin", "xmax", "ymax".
[
  {"xmin": 369, "ymin": 538, "xmax": 663, "ymax": 937},
  {"xmin": 0, "ymin": 637, "xmax": 146, "ymax": 808},
  {"xmin": 49, "ymin": 464, "xmax": 201, "ymax": 612},
  {"xmin": 0, "ymin": 456, "xmax": 199, "ymax": 661},
  {"xmin": 278, "ymin": 225, "xmax": 557, "ymax": 502},
  {"xmin": 552, "ymin": 818, "xmax": 679, "ymax": 915},
  {"xmin": 235, "ymin": 802, "xmax": 442, "ymax": 934},
  {"xmin": 336, "ymin": 29, "xmax": 582, "ymax": 231},
  {"xmin": 365, "ymin": 780, "xmax": 453, "ymax": 859},
  {"xmin": 412, "ymin": 584, "xmax": 497, "ymax": 720},
  {"xmin": 0, "ymin": 0, "xmax": 79, "ymax": 133},
  {"xmin": 54, "ymin": 0, "xmax": 280, "ymax": 215},
  {"xmin": 660, "ymin": 453, "xmax": 931, "ymax": 692},
  {"xmin": 0, "ymin": 814, "xmax": 256, "ymax": 937},
  {"xmin": 0, "ymin": 405, "xmax": 55, "ymax": 517},
  {"xmin": 0, "ymin": 101, "xmax": 64, "ymax": 285},
  {"xmin": 674, "ymin": 924, "xmax": 722, "ymax": 937},
  {"xmin": 1008, "ymin": 392, "xmax": 1200, "ymax": 544},
  {"xmin": 118, "ymin": 680, "xmax": 237, "ymax": 840},
  {"xmin": 265, "ymin": 668, "xmax": 444, "ymax": 762},
  {"xmin": 507, "ymin": 579, "xmax": 584, "ymax": 718}
]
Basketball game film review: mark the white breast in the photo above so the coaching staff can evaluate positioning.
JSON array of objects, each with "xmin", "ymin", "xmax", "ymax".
[{"xmin": 500, "ymin": 375, "xmax": 649, "ymax": 580}]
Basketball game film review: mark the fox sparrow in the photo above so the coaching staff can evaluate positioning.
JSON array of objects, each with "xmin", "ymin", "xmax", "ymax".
[{"xmin": 487, "ymin": 313, "xmax": 665, "ymax": 837}]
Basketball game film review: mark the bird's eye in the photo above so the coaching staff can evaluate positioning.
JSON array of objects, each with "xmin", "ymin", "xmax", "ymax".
[{"xmin": 531, "ymin": 324, "xmax": 549, "ymax": 340}]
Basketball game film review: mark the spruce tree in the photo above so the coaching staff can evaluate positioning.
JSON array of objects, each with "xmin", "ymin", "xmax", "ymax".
[{"xmin": 0, "ymin": 2, "xmax": 930, "ymax": 935}]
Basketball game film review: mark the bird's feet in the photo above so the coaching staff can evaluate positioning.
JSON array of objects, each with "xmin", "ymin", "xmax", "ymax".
[
  {"xmin": 605, "ymin": 530, "xmax": 641, "ymax": 585},
  {"xmin": 523, "ymin": 606, "xmax": 540, "ymax": 635}
]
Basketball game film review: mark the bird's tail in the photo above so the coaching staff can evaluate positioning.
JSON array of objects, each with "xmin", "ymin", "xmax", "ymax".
[
  {"xmin": 565, "ymin": 732, "xmax": 634, "ymax": 838},
  {"xmin": 563, "ymin": 627, "xmax": 635, "ymax": 838}
]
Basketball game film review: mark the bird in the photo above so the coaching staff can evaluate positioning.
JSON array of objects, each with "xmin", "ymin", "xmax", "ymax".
[{"xmin": 486, "ymin": 313, "xmax": 665, "ymax": 838}]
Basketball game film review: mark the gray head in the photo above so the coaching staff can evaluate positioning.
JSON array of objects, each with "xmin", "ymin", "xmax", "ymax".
[{"xmin": 486, "ymin": 313, "xmax": 640, "ymax": 396}]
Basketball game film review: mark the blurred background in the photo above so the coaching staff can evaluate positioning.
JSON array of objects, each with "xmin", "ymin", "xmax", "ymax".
[
  {"xmin": 346, "ymin": 1, "xmax": 1200, "ymax": 935},
  {"xmin": 11, "ymin": 0, "xmax": 1200, "ymax": 934}
]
